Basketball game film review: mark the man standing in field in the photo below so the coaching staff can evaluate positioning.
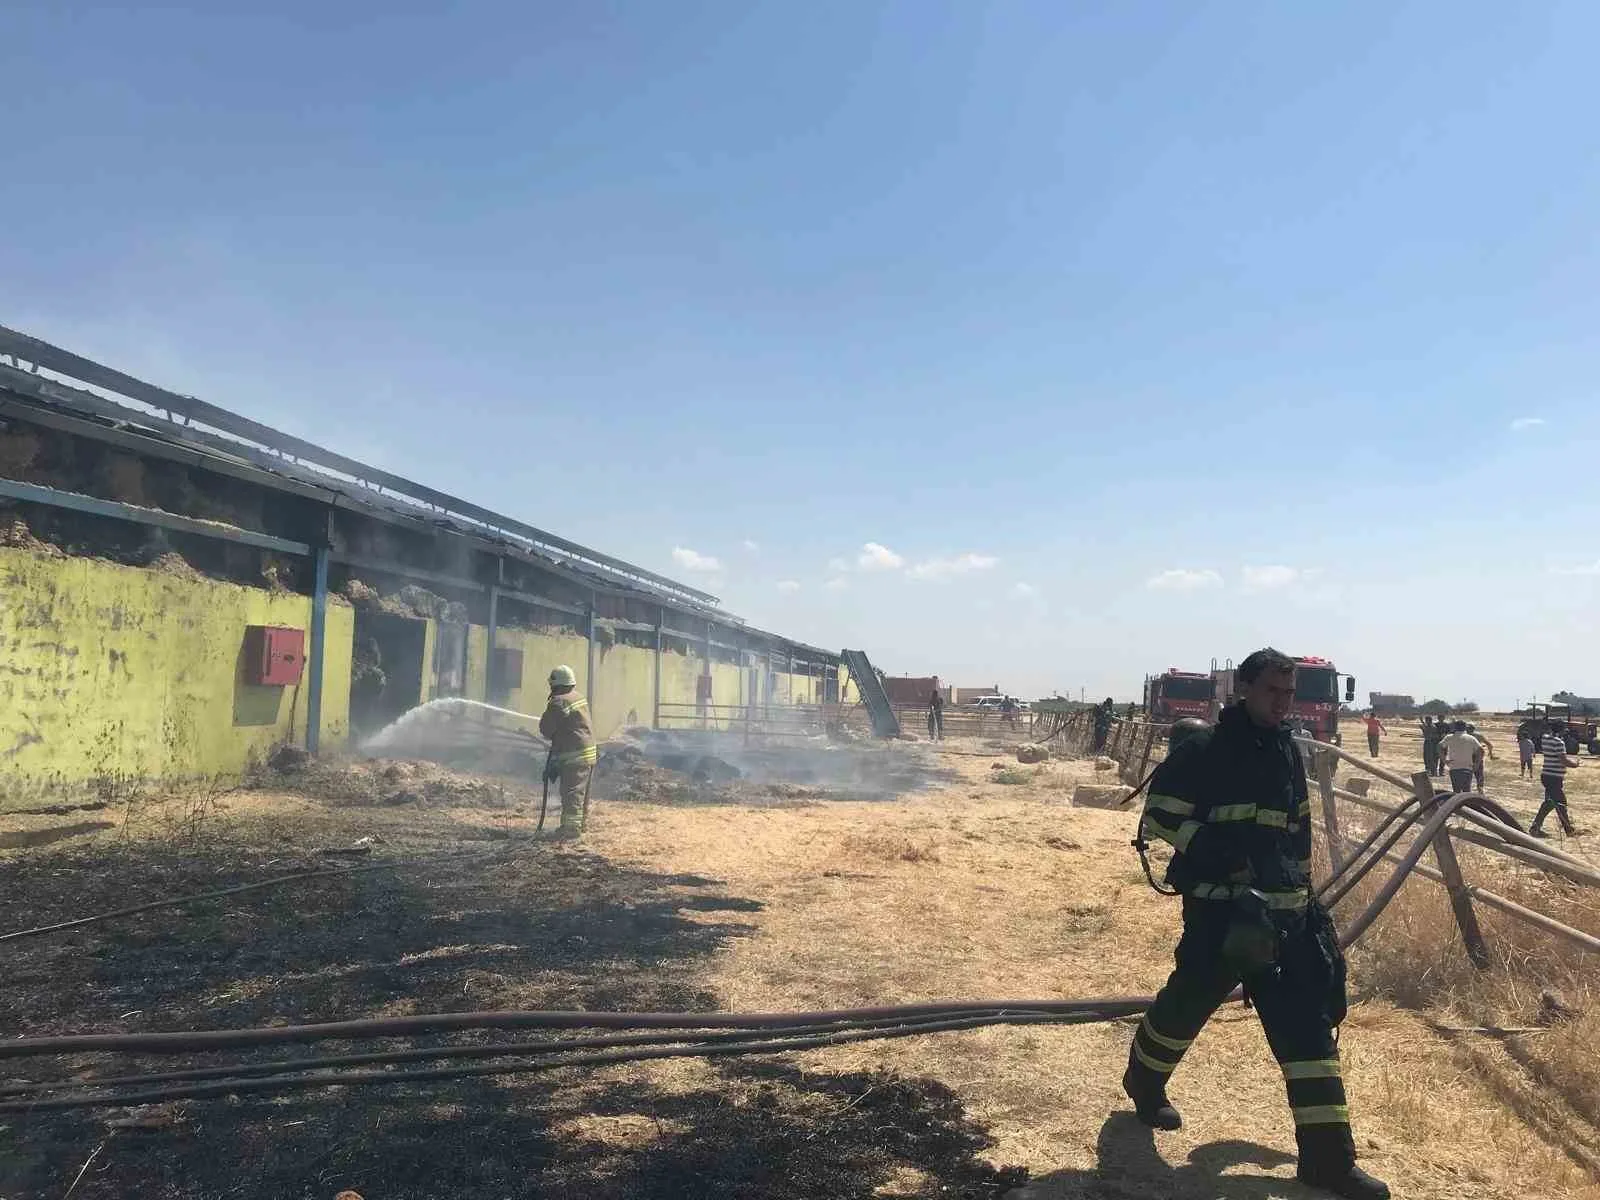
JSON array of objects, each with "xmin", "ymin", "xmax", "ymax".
[
  {"xmin": 539, "ymin": 664, "xmax": 597, "ymax": 840},
  {"xmin": 1519, "ymin": 730, "xmax": 1537, "ymax": 779},
  {"xmin": 1420, "ymin": 716, "xmax": 1440, "ymax": 777},
  {"xmin": 1531, "ymin": 721, "xmax": 1580, "ymax": 838},
  {"xmin": 1439, "ymin": 721, "xmax": 1481, "ymax": 794},
  {"xmin": 1128, "ymin": 648, "xmax": 1388, "ymax": 1199},
  {"xmin": 1362, "ymin": 713, "xmax": 1386, "ymax": 758},
  {"xmin": 927, "ymin": 686, "xmax": 945, "ymax": 741},
  {"xmin": 1466, "ymin": 724, "xmax": 1493, "ymax": 791},
  {"xmin": 1093, "ymin": 697, "xmax": 1114, "ymax": 751}
]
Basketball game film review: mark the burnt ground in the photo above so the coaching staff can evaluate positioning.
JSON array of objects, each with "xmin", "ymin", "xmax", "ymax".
[{"xmin": 0, "ymin": 793, "xmax": 1025, "ymax": 1200}]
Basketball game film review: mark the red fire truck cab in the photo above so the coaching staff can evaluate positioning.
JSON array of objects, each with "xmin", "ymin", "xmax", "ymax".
[
  {"xmin": 1143, "ymin": 669, "xmax": 1218, "ymax": 723},
  {"xmin": 1211, "ymin": 656, "xmax": 1355, "ymax": 743}
]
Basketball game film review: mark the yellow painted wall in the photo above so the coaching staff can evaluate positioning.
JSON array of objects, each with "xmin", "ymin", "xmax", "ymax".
[
  {"xmin": 464, "ymin": 624, "xmax": 591, "ymax": 714},
  {"xmin": 0, "ymin": 547, "xmax": 352, "ymax": 811},
  {"xmin": 657, "ymin": 644, "xmax": 704, "ymax": 724},
  {"xmin": 452, "ymin": 619, "xmax": 838, "ymax": 735},
  {"xmin": 418, "ymin": 618, "xmax": 437, "ymax": 703},
  {"xmin": 593, "ymin": 641, "xmax": 656, "ymax": 737}
]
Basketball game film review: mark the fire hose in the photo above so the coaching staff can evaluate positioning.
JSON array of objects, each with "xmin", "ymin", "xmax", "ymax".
[{"xmin": 0, "ymin": 791, "xmax": 1554, "ymax": 1113}]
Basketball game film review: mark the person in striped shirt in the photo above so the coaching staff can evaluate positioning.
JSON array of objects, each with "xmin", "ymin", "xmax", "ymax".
[{"xmin": 1530, "ymin": 722, "xmax": 1580, "ymax": 838}]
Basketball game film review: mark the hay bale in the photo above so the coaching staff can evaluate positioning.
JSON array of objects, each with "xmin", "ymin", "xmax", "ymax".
[
  {"xmin": 1093, "ymin": 756, "xmax": 1117, "ymax": 772},
  {"xmin": 1071, "ymin": 783, "xmax": 1133, "ymax": 809},
  {"xmin": 1015, "ymin": 743, "xmax": 1051, "ymax": 764}
]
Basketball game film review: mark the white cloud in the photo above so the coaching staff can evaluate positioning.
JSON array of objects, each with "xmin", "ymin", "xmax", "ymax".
[
  {"xmin": 742, "ymin": 539, "xmax": 760, "ymax": 552},
  {"xmin": 908, "ymin": 552, "xmax": 999, "ymax": 580},
  {"xmin": 823, "ymin": 577, "xmax": 849, "ymax": 592},
  {"xmin": 776, "ymin": 579, "xmax": 801, "ymax": 593},
  {"xmin": 1240, "ymin": 564, "xmax": 1301, "ymax": 591},
  {"xmin": 1510, "ymin": 416, "xmax": 1546, "ymax": 432},
  {"xmin": 857, "ymin": 542, "xmax": 905, "ymax": 571},
  {"xmin": 1011, "ymin": 582, "xmax": 1039, "ymax": 598},
  {"xmin": 1553, "ymin": 561, "xmax": 1600, "ymax": 577},
  {"xmin": 1146, "ymin": 568, "xmax": 1224, "ymax": 591},
  {"xmin": 671, "ymin": 546, "xmax": 722, "ymax": 573}
]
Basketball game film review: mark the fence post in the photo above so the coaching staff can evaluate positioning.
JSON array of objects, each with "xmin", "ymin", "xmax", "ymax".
[
  {"xmin": 1410, "ymin": 771, "xmax": 1491, "ymax": 970},
  {"xmin": 1134, "ymin": 724, "xmax": 1157, "ymax": 785},
  {"xmin": 1316, "ymin": 751, "xmax": 1343, "ymax": 875}
]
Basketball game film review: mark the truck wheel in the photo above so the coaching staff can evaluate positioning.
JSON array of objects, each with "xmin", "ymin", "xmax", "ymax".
[{"xmin": 1589, "ymin": 739, "xmax": 1600, "ymax": 756}]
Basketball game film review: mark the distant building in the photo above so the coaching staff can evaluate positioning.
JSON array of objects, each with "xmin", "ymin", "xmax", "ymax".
[
  {"xmin": 1553, "ymin": 691, "xmax": 1600, "ymax": 716},
  {"xmin": 884, "ymin": 676, "xmax": 948, "ymax": 706},
  {"xmin": 1368, "ymin": 693, "xmax": 1416, "ymax": 715},
  {"xmin": 952, "ymin": 685, "xmax": 1000, "ymax": 706}
]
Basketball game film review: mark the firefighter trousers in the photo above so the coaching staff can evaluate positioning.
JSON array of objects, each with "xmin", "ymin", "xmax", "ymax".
[
  {"xmin": 559, "ymin": 763, "xmax": 593, "ymax": 833},
  {"xmin": 1126, "ymin": 897, "xmax": 1356, "ymax": 1172}
]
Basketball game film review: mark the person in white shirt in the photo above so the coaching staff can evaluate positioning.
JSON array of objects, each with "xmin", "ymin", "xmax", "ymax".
[
  {"xmin": 1465, "ymin": 723, "xmax": 1493, "ymax": 790},
  {"xmin": 1438, "ymin": 721, "xmax": 1482, "ymax": 794}
]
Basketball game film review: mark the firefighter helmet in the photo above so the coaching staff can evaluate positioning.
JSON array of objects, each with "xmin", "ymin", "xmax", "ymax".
[
  {"xmin": 1168, "ymin": 718, "xmax": 1210, "ymax": 751},
  {"xmin": 548, "ymin": 664, "xmax": 577, "ymax": 689}
]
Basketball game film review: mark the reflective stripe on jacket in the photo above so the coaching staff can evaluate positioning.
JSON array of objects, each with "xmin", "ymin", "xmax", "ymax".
[
  {"xmin": 1141, "ymin": 703, "xmax": 1313, "ymax": 904},
  {"xmin": 539, "ymin": 692, "xmax": 595, "ymax": 766}
]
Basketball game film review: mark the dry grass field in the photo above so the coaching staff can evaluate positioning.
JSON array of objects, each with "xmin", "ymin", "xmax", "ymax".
[{"xmin": 1, "ymin": 730, "xmax": 1596, "ymax": 1199}]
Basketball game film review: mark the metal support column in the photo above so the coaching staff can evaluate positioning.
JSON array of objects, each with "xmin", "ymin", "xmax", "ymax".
[
  {"xmin": 653, "ymin": 613, "xmax": 664, "ymax": 729},
  {"xmin": 586, "ymin": 594, "xmax": 598, "ymax": 715},
  {"xmin": 485, "ymin": 581, "xmax": 500, "ymax": 706},
  {"xmin": 701, "ymin": 621, "xmax": 712, "ymax": 730},
  {"xmin": 306, "ymin": 545, "xmax": 329, "ymax": 754}
]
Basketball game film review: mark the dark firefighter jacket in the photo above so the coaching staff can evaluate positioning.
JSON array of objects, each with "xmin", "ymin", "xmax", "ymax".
[
  {"xmin": 1142, "ymin": 703, "xmax": 1313, "ymax": 911},
  {"xmin": 540, "ymin": 692, "xmax": 597, "ymax": 768}
]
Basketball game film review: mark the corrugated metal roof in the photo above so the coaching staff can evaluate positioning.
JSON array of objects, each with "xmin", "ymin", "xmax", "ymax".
[{"xmin": 0, "ymin": 325, "xmax": 838, "ymax": 662}]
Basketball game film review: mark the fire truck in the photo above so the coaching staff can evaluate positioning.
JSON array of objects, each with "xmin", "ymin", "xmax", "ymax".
[
  {"xmin": 1143, "ymin": 669, "xmax": 1218, "ymax": 723},
  {"xmin": 1211, "ymin": 655, "xmax": 1355, "ymax": 743}
]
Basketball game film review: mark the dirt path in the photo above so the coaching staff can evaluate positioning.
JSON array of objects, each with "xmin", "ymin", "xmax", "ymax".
[
  {"xmin": 2, "ymin": 739, "xmax": 1596, "ymax": 1199},
  {"xmin": 589, "ymin": 741, "xmax": 1599, "ymax": 1200}
]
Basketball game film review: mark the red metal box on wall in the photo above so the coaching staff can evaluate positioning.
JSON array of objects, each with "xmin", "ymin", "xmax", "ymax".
[{"xmin": 243, "ymin": 625, "xmax": 306, "ymax": 685}]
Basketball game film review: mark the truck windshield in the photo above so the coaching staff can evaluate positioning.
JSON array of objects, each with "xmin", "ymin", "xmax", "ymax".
[
  {"xmin": 1162, "ymin": 677, "xmax": 1214, "ymax": 702},
  {"xmin": 1295, "ymin": 669, "xmax": 1338, "ymax": 703}
]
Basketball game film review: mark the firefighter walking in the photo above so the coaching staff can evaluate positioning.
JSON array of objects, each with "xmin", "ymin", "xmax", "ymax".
[
  {"xmin": 539, "ymin": 665, "xmax": 597, "ymax": 840},
  {"xmin": 1126, "ymin": 648, "xmax": 1388, "ymax": 1199}
]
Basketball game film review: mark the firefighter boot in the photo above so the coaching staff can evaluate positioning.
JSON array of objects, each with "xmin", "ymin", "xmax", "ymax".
[
  {"xmin": 1296, "ymin": 1163, "xmax": 1390, "ymax": 1199},
  {"xmin": 1295, "ymin": 1125, "xmax": 1389, "ymax": 1199},
  {"xmin": 1121, "ymin": 1044, "xmax": 1182, "ymax": 1131}
]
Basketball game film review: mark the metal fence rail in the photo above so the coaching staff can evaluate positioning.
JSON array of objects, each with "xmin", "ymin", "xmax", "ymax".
[
  {"xmin": 892, "ymin": 705, "xmax": 1032, "ymax": 742},
  {"xmin": 1066, "ymin": 710, "xmax": 1600, "ymax": 964},
  {"xmin": 655, "ymin": 702, "xmax": 834, "ymax": 739}
]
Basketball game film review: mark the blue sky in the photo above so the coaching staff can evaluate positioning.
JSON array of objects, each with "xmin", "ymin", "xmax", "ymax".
[{"xmin": 5, "ymin": 2, "xmax": 1600, "ymax": 707}]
